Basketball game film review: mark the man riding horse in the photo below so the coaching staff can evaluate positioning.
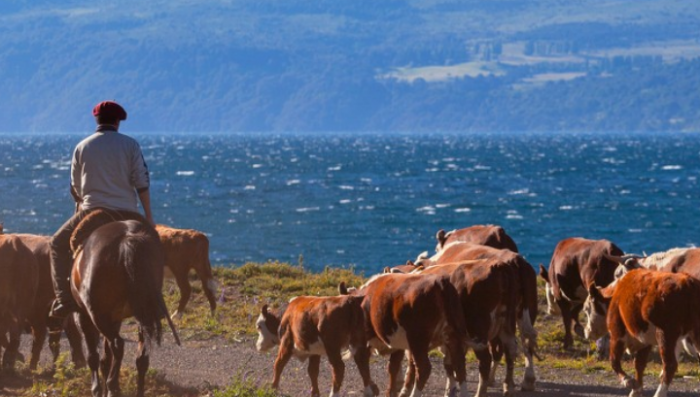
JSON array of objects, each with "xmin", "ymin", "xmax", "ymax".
[{"xmin": 49, "ymin": 100, "xmax": 155, "ymax": 319}]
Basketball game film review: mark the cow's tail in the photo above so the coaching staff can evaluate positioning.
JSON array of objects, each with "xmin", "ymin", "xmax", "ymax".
[
  {"xmin": 519, "ymin": 261, "xmax": 539, "ymax": 360},
  {"xmin": 194, "ymin": 234, "xmax": 219, "ymax": 313},
  {"xmin": 121, "ymin": 225, "xmax": 180, "ymax": 347},
  {"xmin": 438, "ymin": 277, "xmax": 480, "ymax": 350}
]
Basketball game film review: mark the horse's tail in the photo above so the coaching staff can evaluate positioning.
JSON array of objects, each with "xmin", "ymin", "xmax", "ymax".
[{"xmin": 120, "ymin": 225, "xmax": 166, "ymax": 346}]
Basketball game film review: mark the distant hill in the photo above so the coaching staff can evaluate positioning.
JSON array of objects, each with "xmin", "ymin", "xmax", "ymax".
[{"xmin": 1, "ymin": 0, "xmax": 699, "ymax": 133}]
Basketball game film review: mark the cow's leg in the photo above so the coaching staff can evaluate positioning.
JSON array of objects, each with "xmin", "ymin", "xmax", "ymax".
[
  {"xmin": 487, "ymin": 339, "xmax": 502, "ymax": 387},
  {"xmin": 609, "ymin": 316, "xmax": 634, "ymax": 391},
  {"xmin": 28, "ymin": 321, "xmax": 47, "ymax": 371},
  {"xmin": 443, "ymin": 328, "xmax": 467, "ymax": 397},
  {"xmin": 557, "ymin": 299, "xmax": 574, "ymax": 349},
  {"xmin": 571, "ymin": 302, "xmax": 585, "ymax": 339},
  {"xmin": 409, "ymin": 348, "xmax": 431, "ymax": 397},
  {"xmin": 437, "ymin": 346, "xmax": 457, "ymax": 397},
  {"xmin": 307, "ymin": 355, "xmax": 321, "ymax": 397},
  {"xmin": 387, "ymin": 351, "xmax": 404, "ymax": 397},
  {"xmin": 500, "ymin": 330, "xmax": 518, "ymax": 397},
  {"xmin": 272, "ymin": 335, "xmax": 293, "ymax": 391},
  {"xmin": 627, "ymin": 345, "xmax": 650, "ymax": 397},
  {"xmin": 473, "ymin": 344, "xmax": 492, "ymax": 397},
  {"xmin": 655, "ymin": 330, "xmax": 679, "ymax": 397},
  {"xmin": 353, "ymin": 346, "xmax": 379, "ymax": 397},
  {"xmin": 327, "ymin": 349, "xmax": 345, "ymax": 397},
  {"xmin": 519, "ymin": 326, "xmax": 537, "ymax": 391},
  {"xmin": 399, "ymin": 352, "xmax": 415, "ymax": 397},
  {"xmin": 171, "ymin": 268, "xmax": 192, "ymax": 319},
  {"xmin": 78, "ymin": 313, "xmax": 102, "ymax": 397},
  {"xmin": 2, "ymin": 324, "xmax": 21, "ymax": 371}
]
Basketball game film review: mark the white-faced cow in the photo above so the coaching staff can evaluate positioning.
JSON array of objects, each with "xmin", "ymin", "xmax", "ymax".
[
  {"xmin": 255, "ymin": 296, "xmax": 379, "ymax": 397},
  {"xmin": 584, "ymin": 269, "xmax": 700, "ymax": 397},
  {"xmin": 541, "ymin": 237, "xmax": 624, "ymax": 349}
]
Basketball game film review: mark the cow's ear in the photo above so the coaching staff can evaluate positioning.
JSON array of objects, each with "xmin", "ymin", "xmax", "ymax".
[
  {"xmin": 262, "ymin": 304, "xmax": 269, "ymax": 316},
  {"xmin": 436, "ymin": 229, "xmax": 446, "ymax": 243},
  {"xmin": 383, "ymin": 266, "xmax": 391, "ymax": 274},
  {"xmin": 406, "ymin": 260, "xmax": 414, "ymax": 267},
  {"xmin": 338, "ymin": 281, "xmax": 348, "ymax": 295},
  {"xmin": 538, "ymin": 264, "xmax": 549, "ymax": 283},
  {"xmin": 623, "ymin": 257, "xmax": 638, "ymax": 269}
]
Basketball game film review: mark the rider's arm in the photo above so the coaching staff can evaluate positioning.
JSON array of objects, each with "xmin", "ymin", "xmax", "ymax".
[{"xmin": 138, "ymin": 188, "xmax": 155, "ymax": 227}]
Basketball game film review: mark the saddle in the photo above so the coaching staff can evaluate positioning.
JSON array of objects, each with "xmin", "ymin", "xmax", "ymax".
[{"xmin": 70, "ymin": 208, "xmax": 151, "ymax": 257}]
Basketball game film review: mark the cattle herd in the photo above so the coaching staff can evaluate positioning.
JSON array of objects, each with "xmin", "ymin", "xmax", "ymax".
[
  {"xmin": 2, "ymin": 223, "xmax": 700, "ymax": 397},
  {"xmin": 256, "ymin": 225, "xmax": 700, "ymax": 397}
]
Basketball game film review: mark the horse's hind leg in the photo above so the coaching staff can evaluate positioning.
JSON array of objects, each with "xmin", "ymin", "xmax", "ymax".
[
  {"xmin": 77, "ymin": 313, "xmax": 103, "ymax": 397},
  {"xmin": 100, "ymin": 338, "xmax": 113, "ymax": 393},
  {"xmin": 135, "ymin": 329, "xmax": 150, "ymax": 397},
  {"xmin": 105, "ymin": 334, "xmax": 124, "ymax": 397}
]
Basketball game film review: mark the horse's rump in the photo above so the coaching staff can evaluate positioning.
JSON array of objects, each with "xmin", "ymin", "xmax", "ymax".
[
  {"xmin": 74, "ymin": 220, "xmax": 165, "ymax": 344},
  {"xmin": 70, "ymin": 208, "xmax": 150, "ymax": 255}
]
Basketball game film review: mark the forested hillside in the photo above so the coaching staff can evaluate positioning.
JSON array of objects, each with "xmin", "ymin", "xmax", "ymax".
[{"xmin": 1, "ymin": 0, "xmax": 698, "ymax": 132}]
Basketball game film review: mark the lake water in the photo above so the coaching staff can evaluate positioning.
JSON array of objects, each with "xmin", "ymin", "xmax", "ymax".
[{"xmin": 1, "ymin": 131, "xmax": 698, "ymax": 274}]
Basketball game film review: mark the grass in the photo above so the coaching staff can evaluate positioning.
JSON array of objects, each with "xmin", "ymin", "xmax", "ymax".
[{"xmin": 7, "ymin": 261, "xmax": 700, "ymax": 396}]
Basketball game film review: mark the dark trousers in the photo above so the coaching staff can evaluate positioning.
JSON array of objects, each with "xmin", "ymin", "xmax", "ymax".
[{"xmin": 50, "ymin": 207, "xmax": 147, "ymax": 302}]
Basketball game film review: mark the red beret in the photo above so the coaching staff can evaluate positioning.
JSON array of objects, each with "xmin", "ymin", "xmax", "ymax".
[{"xmin": 92, "ymin": 101, "xmax": 127, "ymax": 121}]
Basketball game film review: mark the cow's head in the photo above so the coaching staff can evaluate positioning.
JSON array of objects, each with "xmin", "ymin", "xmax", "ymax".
[
  {"xmin": 435, "ymin": 229, "xmax": 449, "ymax": 252},
  {"xmin": 604, "ymin": 254, "xmax": 644, "ymax": 281},
  {"xmin": 583, "ymin": 283, "xmax": 613, "ymax": 341},
  {"xmin": 255, "ymin": 304, "xmax": 281, "ymax": 352}
]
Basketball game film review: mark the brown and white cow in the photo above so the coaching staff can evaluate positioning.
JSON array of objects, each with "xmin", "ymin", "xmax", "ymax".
[
  {"xmin": 541, "ymin": 237, "xmax": 624, "ymax": 349},
  {"xmin": 11, "ymin": 233, "xmax": 86, "ymax": 370},
  {"xmin": 419, "ymin": 260, "xmax": 524, "ymax": 397},
  {"xmin": 255, "ymin": 296, "xmax": 379, "ymax": 397},
  {"xmin": 435, "ymin": 225, "xmax": 519, "ymax": 253},
  {"xmin": 0, "ymin": 234, "xmax": 38, "ymax": 369},
  {"xmin": 155, "ymin": 225, "xmax": 218, "ymax": 318},
  {"xmin": 356, "ymin": 272, "xmax": 469, "ymax": 397},
  {"xmin": 584, "ymin": 269, "xmax": 700, "ymax": 397},
  {"xmin": 413, "ymin": 242, "xmax": 539, "ymax": 393}
]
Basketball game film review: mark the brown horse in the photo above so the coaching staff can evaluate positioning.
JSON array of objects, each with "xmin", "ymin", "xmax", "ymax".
[{"xmin": 71, "ymin": 220, "xmax": 180, "ymax": 397}]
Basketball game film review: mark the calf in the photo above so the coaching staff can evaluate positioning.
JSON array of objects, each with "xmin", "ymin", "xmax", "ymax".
[
  {"xmin": 358, "ymin": 272, "xmax": 468, "ymax": 397},
  {"xmin": 585, "ymin": 269, "xmax": 700, "ymax": 397},
  {"xmin": 155, "ymin": 225, "xmax": 218, "ymax": 317},
  {"xmin": 255, "ymin": 296, "xmax": 379, "ymax": 397},
  {"xmin": 0, "ymin": 234, "xmax": 39, "ymax": 370},
  {"xmin": 543, "ymin": 237, "xmax": 624, "ymax": 349},
  {"xmin": 435, "ymin": 225, "xmax": 518, "ymax": 253}
]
